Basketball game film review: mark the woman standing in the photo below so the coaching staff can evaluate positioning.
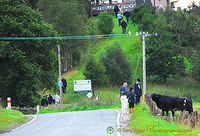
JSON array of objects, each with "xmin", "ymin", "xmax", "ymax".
[{"xmin": 127, "ymin": 86, "xmax": 135, "ymax": 113}]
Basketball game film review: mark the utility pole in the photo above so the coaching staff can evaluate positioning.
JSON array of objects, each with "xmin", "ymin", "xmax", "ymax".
[
  {"xmin": 135, "ymin": 32, "xmax": 157, "ymax": 97},
  {"xmin": 142, "ymin": 32, "xmax": 146, "ymax": 97},
  {"xmin": 58, "ymin": 44, "xmax": 63, "ymax": 105}
]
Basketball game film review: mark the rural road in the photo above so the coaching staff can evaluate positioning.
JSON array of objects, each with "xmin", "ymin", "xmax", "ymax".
[{"xmin": 1, "ymin": 110, "xmax": 120, "ymax": 136}]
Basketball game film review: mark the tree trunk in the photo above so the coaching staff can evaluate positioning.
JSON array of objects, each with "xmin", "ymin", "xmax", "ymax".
[
  {"xmin": 63, "ymin": 50, "xmax": 68, "ymax": 72},
  {"xmin": 70, "ymin": 48, "xmax": 73, "ymax": 68}
]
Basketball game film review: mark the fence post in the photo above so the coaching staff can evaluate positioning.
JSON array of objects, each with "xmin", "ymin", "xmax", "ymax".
[
  {"xmin": 0, "ymin": 97, "xmax": 3, "ymax": 108},
  {"xmin": 6, "ymin": 97, "xmax": 11, "ymax": 109}
]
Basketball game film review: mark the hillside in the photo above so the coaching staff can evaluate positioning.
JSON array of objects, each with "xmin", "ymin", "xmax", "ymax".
[{"xmin": 62, "ymin": 15, "xmax": 142, "ymax": 105}]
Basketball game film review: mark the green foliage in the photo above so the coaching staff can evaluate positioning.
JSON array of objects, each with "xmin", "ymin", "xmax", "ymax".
[
  {"xmin": 97, "ymin": 11, "xmax": 114, "ymax": 34},
  {"xmin": 100, "ymin": 43, "xmax": 132, "ymax": 86},
  {"xmin": 37, "ymin": 0, "xmax": 88, "ymax": 70},
  {"xmin": 130, "ymin": 4, "xmax": 156, "ymax": 31},
  {"xmin": 83, "ymin": 57, "xmax": 108, "ymax": 88},
  {"xmin": 146, "ymin": 15, "xmax": 184, "ymax": 82},
  {"xmin": 0, "ymin": 0, "xmax": 58, "ymax": 107}
]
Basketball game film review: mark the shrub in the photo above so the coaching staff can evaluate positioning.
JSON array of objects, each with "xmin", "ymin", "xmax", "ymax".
[
  {"xmin": 100, "ymin": 43, "xmax": 132, "ymax": 86},
  {"xmin": 83, "ymin": 57, "xmax": 108, "ymax": 88},
  {"xmin": 97, "ymin": 11, "xmax": 114, "ymax": 34}
]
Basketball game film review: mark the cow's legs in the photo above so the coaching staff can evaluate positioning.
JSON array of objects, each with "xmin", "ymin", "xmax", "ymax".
[
  {"xmin": 162, "ymin": 109, "xmax": 165, "ymax": 116},
  {"xmin": 171, "ymin": 111, "xmax": 175, "ymax": 117},
  {"xmin": 166, "ymin": 110, "xmax": 169, "ymax": 116}
]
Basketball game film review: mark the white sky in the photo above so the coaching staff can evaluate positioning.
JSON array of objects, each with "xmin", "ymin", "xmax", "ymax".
[{"xmin": 175, "ymin": 0, "xmax": 200, "ymax": 9}]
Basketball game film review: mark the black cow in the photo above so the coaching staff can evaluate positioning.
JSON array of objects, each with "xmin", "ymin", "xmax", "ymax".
[{"xmin": 151, "ymin": 93, "xmax": 193, "ymax": 117}]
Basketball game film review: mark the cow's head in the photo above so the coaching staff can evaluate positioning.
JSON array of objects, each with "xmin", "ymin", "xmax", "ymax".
[{"xmin": 151, "ymin": 93, "xmax": 159, "ymax": 102}]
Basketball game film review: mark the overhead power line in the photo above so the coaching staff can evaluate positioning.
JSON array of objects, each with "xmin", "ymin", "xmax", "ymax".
[{"xmin": 0, "ymin": 34, "xmax": 138, "ymax": 40}]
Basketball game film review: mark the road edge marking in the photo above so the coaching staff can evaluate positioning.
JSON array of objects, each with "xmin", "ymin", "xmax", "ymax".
[
  {"xmin": 11, "ymin": 115, "xmax": 37, "ymax": 132},
  {"xmin": 115, "ymin": 110, "xmax": 121, "ymax": 136}
]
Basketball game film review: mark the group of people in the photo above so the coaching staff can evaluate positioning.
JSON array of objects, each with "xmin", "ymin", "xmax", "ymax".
[
  {"xmin": 41, "ymin": 94, "xmax": 60, "ymax": 107},
  {"xmin": 120, "ymin": 79, "xmax": 142, "ymax": 113},
  {"xmin": 113, "ymin": 5, "xmax": 130, "ymax": 34}
]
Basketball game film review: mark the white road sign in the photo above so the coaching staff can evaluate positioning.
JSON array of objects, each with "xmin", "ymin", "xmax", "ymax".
[
  {"xmin": 87, "ymin": 92, "xmax": 93, "ymax": 99},
  {"xmin": 74, "ymin": 80, "xmax": 92, "ymax": 93}
]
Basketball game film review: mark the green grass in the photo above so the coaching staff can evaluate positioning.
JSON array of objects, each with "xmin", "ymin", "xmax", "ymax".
[
  {"xmin": 0, "ymin": 109, "xmax": 28, "ymax": 131},
  {"xmin": 39, "ymin": 102, "xmax": 120, "ymax": 114},
  {"xmin": 129, "ymin": 103, "xmax": 200, "ymax": 136}
]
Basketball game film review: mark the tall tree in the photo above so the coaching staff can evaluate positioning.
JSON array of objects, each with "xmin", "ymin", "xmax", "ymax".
[
  {"xmin": 0, "ymin": 0, "xmax": 58, "ymax": 107},
  {"xmin": 37, "ymin": 0, "xmax": 88, "ymax": 72},
  {"xmin": 146, "ymin": 15, "xmax": 184, "ymax": 82}
]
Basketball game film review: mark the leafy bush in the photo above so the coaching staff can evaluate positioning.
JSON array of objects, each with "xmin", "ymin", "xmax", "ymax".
[
  {"xmin": 97, "ymin": 11, "xmax": 114, "ymax": 34},
  {"xmin": 83, "ymin": 57, "xmax": 108, "ymax": 88},
  {"xmin": 130, "ymin": 4, "xmax": 156, "ymax": 31},
  {"xmin": 100, "ymin": 43, "xmax": 132, "ymax": 86}
]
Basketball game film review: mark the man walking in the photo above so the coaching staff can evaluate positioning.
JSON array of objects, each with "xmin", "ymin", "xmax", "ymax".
[
  {"xmin": 124, "ymin": 9, "xmax": 130, "ymax": 24},
  {"xmin": 113, "ymin": 5, "xmax": 120, "ymax": 18},
  {"xmin": 121, "ymin": 19, "xmax": 127, "ymax": 34},
  {"xmin": 61, "ymin": 77, "xmax": 67, "ymax": 93},
  {"xmin": 133, "ymin": 79, "xmax": 142, "ymax": 105}
]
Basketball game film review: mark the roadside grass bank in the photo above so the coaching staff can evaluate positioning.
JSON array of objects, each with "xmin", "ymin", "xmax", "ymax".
[
  {"xmin": 129, "ymin": 103, "xmax": 200, "ymax": 136},
  {"xmin": 39, "ymin": 101, "xmax": 120, "ymax": 114},
  {"xmin": 0, "ymin": 109, "xmax": 28, "ymax": 131}
]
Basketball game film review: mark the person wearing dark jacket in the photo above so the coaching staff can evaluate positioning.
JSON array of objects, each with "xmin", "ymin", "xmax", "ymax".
[
  {"xmin": 127, "ymin": 86, "xmax": 135, "ymax": 113},
  {"xmin": 113, "ymin": 5, "xmax": 120, "ymax": 18},
  {"xmin": 124, "ymin": 9, "xmax": 130, "ymax": 24},
  {"xmin": 121, "ymin": 19, "xmax": 127, "ymax": 34},
  {"xmin": 61, "ymin": 77, "xmax": 67, "ymax": 93},
  {"xmin": 48, "ymin": 94, "xmax": 54, "ymax": 105},
  {"xmin": 134, "ymin": 78, "xmax": 142, "ymax": 105},
  {"xmin": 41, "ymin": 96, "xmax": 48, "ymax": 107}
]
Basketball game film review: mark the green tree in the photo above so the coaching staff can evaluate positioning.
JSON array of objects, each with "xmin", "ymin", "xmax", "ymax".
[
  {"xmin": 83, "ymin": 58, "xmax": 108, "ymax": 88},
  {"xmin": 130, "ymin": 4, "xmax": 155, "ymax": 31},
  {"xmin": 97, "ymin": 11, "xmax": 114, "ymax": 34},
  {"xmin": 146, "ymin": 15, "xmax": 184, "ymax": 82},
  {"xmin": 0, "ymin": 0, "xmax": 58, "ymax": 107},
  {"xmin": 37, "ymin": 0, "xmax": 88, "ymax": 72},
  {"xmin": 100, "ymin": 43, "xmax": 132, "ymax": 86}
]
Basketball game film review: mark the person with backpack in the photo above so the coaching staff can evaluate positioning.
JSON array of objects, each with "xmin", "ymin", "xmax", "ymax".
[
  {"xmin": 48, "ymin": 94, "xmax": 54, "ymax": 105},
  {"xmin": 127, "ymin": 86, "xmax": 135, "ymax": 113},
  {"xmin": 133, "ymin": 78, "xmax": 142, "ymax": 105},
  {"xmin": 121, "ymin": 19, "xmax": 127, "ymax": 34},
  {"xmin": 41, "ymin": 96, "xmax": 48, "ymax": 107},
  {"xmin": 61, "ymin": 77, "xmax": 67, "ymax": 93},
  {"xmin": 117, "ymin": 11, "xmax": 122, "ymax": 26}
]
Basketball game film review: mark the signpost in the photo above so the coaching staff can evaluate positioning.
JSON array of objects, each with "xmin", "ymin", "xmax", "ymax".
[{"xmin": 74, "ymin": 80, "xmax": 92, "ymax": 93}]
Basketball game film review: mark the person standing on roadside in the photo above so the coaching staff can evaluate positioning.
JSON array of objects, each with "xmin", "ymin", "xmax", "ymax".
[
  {"xmin": 134, "ymin": 79, "xmax": 142, "ymax": 105},
  {"xmin": 113, "ymin": 5, "xmax": 120, "ymax": 18},
  {"xmin": 127, "ymin": 86, "xmax": 135, "ymax": 113},
  {"xmin": 120, "ymin": 82, "xmax": 128, "ymax": 114}
]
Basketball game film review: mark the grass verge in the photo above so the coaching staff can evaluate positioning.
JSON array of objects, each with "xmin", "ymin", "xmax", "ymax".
[
  {"xmin": 129, "ymin": 103, "xmax": 200, "ymax": 136},
  {"xmin": 0, "ymin": 109, "xmax": 28, "ymax": 131}
]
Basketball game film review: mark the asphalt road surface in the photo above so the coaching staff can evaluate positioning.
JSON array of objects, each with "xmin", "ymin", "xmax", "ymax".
[{"xmin": 1, "ymin": 110, "xmax": 119, "ymax": 136}]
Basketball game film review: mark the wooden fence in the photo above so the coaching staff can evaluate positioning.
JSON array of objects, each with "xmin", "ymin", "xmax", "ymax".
[{"xmin": 144, "ymin": 94, "xmax": 200, "ymax": 128}]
